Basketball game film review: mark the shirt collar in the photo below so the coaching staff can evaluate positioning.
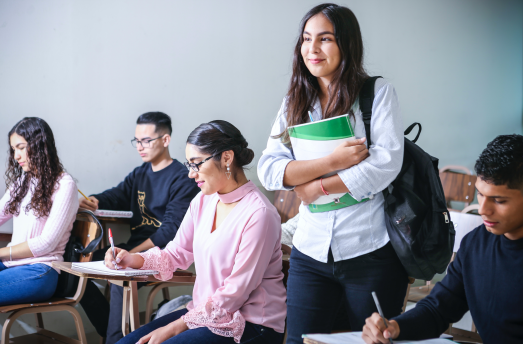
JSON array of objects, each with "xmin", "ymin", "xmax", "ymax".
[{"xmin": 217, "ymin": 180, "xmax": 255, "ymax": 204}]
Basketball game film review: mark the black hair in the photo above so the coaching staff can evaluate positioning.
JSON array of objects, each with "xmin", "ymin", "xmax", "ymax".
[
  {"xmin": 475, "ymin": 134, "xmax": 523, "ymax": 190},
  {"xmin": 5, "ymin": 117, "xmax": 65, "ymax": 218},
  {"xmin": 136, "ymin": 112, "xmax": 172, "ymax": 135},
  {"xmin": 186, "ymin": 120, "xmax": 254, "ymax": 182}
]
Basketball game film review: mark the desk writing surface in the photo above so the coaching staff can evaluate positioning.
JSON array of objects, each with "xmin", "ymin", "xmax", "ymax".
[
  {"xmin": 52, "ymin": 262, "xmax": 195, "ymax": 283},
  {"xmin": 302, "ymin": 332, "xmax": 457, "ymax": 344}
]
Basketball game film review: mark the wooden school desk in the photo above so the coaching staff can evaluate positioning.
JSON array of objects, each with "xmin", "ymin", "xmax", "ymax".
[{"xmin": 52, "ymin": 262, "xmax": 195, "ymax": 336}]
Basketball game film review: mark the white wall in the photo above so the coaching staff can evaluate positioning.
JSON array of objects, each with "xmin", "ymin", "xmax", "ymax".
[{"xmin": 0, "ymin": 0, "xmax": 522, "ymax": 214}]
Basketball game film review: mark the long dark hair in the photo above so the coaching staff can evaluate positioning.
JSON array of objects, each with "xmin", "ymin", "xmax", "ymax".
[
  {"xmin": 277, "ymin": 3, "xmax": 368, "ymax": 142},
  {"xmin": 186, "ymin": 120, "xmax": 254, "ymax": 182},
  {"xmin": 4, "ymin": 117, "xmax": 65, "ymax": 218}
]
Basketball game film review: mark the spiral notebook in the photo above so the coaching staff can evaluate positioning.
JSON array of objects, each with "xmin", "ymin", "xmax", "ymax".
[{"xmin": 71, "ymin": 261, "xmax": 158, "ymax": 276}]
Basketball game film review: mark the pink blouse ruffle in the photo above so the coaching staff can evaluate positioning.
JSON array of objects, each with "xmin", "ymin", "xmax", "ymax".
[
  {"xmin": 182, "ymin": 297, "xmax": 245, "ymax": 343},
  {"xmin": 137, "ymin": 246, "xmax": 175, "ymax": 281},
  {"xmin": 138, "ymin": 248, "xmax": 246, "ymax": 342}
]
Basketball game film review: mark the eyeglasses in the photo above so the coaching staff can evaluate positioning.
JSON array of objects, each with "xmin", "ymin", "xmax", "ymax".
[
  {"xmin": 183, "ymin": 154, "xmax": 218, "ymax": 172},
  {"xmin": 131, "ymin": 136, "xmax": 163, "ymax": 148}
]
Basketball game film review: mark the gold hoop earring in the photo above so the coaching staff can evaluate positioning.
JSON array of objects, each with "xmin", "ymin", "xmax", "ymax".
[{"xmin": 225, "ymin": 163, "xmax": 231, "ymax": 180}]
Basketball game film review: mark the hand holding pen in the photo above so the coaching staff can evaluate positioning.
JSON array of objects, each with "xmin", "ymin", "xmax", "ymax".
[
  {"xmin": 361, "ymin": 291, "xmax": 400, "ymax": 344},
  {"xmin": 108, "ymin": 228, "xmax": 119, "ymax": 270}
]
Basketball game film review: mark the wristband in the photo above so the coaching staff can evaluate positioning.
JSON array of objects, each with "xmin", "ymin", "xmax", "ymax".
[
  {"xmin": 320, "ymin": 178, "xmax": 329, "ymax": 196},
  {"xmin": 9, "ymin": 246, "xmax": 12, "ymax": 261}
]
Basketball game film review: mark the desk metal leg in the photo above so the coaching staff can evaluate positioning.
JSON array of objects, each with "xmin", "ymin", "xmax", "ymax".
[
  {"xmin": 129, "ymin": 281, "xmax": 140, "ymax": 332},
  {"xmin": 121, "ymin": 281, "xmax": 131, "ymax": 336}
]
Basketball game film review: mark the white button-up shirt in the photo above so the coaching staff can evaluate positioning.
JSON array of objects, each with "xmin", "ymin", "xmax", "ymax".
[{"xmin": 257, "ymin": 78, "xmax": 404, "ymax": 263}]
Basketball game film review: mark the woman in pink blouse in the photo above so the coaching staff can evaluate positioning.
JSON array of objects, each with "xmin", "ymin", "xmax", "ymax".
[
  {"xmin": 0, "ymin": 117, "xmax": 78, "ymax": 306},
  {"xmin": 107, "ymin": 120, "xmax": 286, "ymax": 344}
]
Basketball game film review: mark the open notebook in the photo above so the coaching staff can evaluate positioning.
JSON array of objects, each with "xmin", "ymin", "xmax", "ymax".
[
  {"xmin": 71, "ymin": 261, "xmax": 158, "ymax": 277},
  {"xmin": 302, "ymin": 332, "xmax": 456, "ymax": 344}
]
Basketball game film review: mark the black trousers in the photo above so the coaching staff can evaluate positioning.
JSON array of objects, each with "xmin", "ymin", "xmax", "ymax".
[{"xmin": 285, "ymin": 243, "xmax": 408, "ymax": 344}]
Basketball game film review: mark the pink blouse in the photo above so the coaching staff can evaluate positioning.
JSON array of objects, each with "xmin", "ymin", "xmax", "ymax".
[
  {"xmin": 139, "ymin": 181, "xmax": 287, "ymax": 342},
  {"xmin": 0, "ymin": 173, "xmax": 79, "ymax": 272}
]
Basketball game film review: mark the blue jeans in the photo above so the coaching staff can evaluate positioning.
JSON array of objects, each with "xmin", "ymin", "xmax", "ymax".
[
  {"xmin": 116, "ymin": 308, "xmax": 283, "ymax": 344},
  {"xmin": 0, "ymin": 261, "xmax": 59, "ymax": 306},
  {"xmin": 286, "ymin": 243, "xmax": 408, "ymax": 344}
]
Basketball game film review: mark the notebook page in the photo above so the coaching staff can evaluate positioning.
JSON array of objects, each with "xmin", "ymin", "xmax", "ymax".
[{"xmin": 71, "ymin": 261, "xmax": 158, "ymax": 276}]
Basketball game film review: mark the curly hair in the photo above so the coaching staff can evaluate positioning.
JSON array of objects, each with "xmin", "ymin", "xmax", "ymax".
[
  {"xmin": 474, "ymin": 134, "xmax": 523, "ymax": 190},
  {"xmin": 4, "ymin": 117, "xmax": 65, "ymax": 218}
]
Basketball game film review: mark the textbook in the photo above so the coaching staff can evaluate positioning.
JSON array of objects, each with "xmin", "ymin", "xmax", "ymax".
[
  {"xmin": 94, "ymin": 209, "xmax": 133, "ymax": 218},
  {"xmin": 288, "ymin": 114, "xmax": 369, "ymax": 213},
  {"xmin": 71, "ymin": 261, "xmax": 158, "ymax": 277},
  {"xmin": 302, "ymin": 332, "xmax": 456, "ymax": 344}
]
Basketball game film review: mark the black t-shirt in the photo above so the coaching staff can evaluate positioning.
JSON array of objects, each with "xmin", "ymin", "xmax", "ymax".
[
  {"xmin": 393, "ymin": 225, "xmax": 523, "ymax": 344},
  {"xmin": 93, "ymin": 160, "xmax": 200, "ymax": 248}
]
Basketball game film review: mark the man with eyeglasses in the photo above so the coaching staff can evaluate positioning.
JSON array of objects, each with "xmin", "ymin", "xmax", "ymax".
[{"xmin": 78, "ymin": 112, "xmax": 199, "ymax": 343}]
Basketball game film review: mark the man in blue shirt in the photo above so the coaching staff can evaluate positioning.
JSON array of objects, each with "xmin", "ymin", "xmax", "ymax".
[
  {"xmin": 79, "ymin": 112, "xmax": 199, "ymax": 343},
  {"xmin": 362, "ymin": 134, "xmax": 523, "ymax": 344}
]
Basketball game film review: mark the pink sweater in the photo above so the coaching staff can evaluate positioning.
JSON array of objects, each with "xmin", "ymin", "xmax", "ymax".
[
  {"xmin": 0, "ymin": 173, "xmax": 79, "ymax": 272},
  {"xmin": 139, "ymin": 181, "xmax": 287, "ymax": 343}
]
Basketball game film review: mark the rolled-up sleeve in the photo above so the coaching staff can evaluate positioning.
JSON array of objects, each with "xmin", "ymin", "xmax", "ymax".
[
  {"xmin": 257, "ymin": 99, "xmax": 296, "ymax": 191},
  {"xmin": 338, "ymin": 81, "xmax": 404, "ymax": 201}
]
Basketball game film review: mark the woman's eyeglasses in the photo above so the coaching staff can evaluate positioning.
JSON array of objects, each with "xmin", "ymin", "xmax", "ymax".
[{"xmin": 183, "ymin": 154, "xmax": 218, "ymax": 172}]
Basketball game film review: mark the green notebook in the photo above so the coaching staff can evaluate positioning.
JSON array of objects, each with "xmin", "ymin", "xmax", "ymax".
[{"xmin": 288, "ymin": 114, "xmax": 369, "ymax": 213}]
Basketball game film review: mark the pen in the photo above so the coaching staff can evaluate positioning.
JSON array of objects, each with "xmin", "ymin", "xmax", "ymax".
[
  {"xmin": 372, "ymin": 291, "xmax": 393, "ymax": 344},
  {"xmin": 108, "ymin": 228, "xmax": 119, "ymax": 270},
  {"xmin": 308, "ymin": 111, "xmax": 314, "ymax": 122},
  {"xmin": 78, "ymin": 189, "xmax": 93, "ymax": 202}
]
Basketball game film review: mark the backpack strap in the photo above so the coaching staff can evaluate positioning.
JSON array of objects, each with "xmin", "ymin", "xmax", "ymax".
[
  {"xmin": 76, "ymin": 209, "xmax": 104, "ymax": 255},
  {"xmin": 359, "ymin": 76, "xmax": 382, "ymax": 145}
]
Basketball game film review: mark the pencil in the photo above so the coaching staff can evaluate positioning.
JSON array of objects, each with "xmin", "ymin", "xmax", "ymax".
[{"xmin": 78, "ymin": 189, "xmax": 93, "ymax": 202}]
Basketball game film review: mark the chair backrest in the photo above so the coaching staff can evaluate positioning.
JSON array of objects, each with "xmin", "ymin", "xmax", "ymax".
[
  {"xmin": 439, "ymin": 165, "xmax": 477, "ymax": 207},
  {"xmin": 68, "ymin": 211, "xmax": 102, "ymax": 302},
  {"xmin": 273, "ymin": 190, "xmax": 300, "ymax": 224},
  {"xmin": 73, "ymin": 211, "xmax": 102, "ymax": 262}
]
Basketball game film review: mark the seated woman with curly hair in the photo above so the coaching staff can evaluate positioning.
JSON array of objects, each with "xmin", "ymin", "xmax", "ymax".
[{"xmin": 0, "ymin": 117, "xmax": 78, "ymax": 306}]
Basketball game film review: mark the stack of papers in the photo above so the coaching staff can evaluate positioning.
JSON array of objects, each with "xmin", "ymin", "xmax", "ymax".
[{"xmin": 71, "ymin": 261, "xmax": 158, "ymax": 276}]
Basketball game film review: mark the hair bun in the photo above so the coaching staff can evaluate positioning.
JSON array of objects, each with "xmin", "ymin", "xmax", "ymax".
[{"xmin": 237, "ymin": 148, "xmax": 255, "ymax": 166}]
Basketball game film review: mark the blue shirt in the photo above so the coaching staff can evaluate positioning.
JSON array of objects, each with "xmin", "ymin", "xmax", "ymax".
[{"xmin": 257, "ymin": 78, "xmax": 404, "ymax": 262}]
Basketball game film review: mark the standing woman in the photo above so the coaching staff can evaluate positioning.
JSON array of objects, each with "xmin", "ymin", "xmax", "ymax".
[
  {"xmin": 109, "ymin": 120, "xmax": 286, "ymax": 344},
  {"xmin": 0, "ymin": 117, "xmax": 79, "ymax": 306},
  {"xmin": 258, "ymin": 3, "xmax": 408, "ymax": 342}
]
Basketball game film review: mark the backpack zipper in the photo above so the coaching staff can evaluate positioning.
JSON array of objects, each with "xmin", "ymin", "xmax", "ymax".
[{"xmin": 443, "ymin": 212, "xmax": 449, "ymax": 223}]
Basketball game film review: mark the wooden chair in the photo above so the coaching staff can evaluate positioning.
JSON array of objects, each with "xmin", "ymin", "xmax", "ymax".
[
  {"xmin": 0, "ymin": 210, "xmax": 101, "ymax": 344},
  {"xmin": 273, "ymin": 190, "xmax": 300, "ymax": 224},
  {"xmin": 439, "ymin": 165, "xmax": 477, "ymax": 211}
]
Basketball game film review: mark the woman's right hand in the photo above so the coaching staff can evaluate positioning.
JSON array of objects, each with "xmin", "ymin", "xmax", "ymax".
[
  {"xmin": 328, "ymin": 137, "xmax": 369, "ymax": 171},
  {"xmin": 78, "ymin": 196, "xmax": 99, "ymax": 212},
  {"xmin": 104, "ymin": 247, "xmax": 144, "ymax": 270}
]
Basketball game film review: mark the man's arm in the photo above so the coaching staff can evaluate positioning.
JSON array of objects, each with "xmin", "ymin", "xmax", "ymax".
[
  {"xmin": 392, "ymin": 252, "xmax": 470, "ymax": 340},
  {"xmin": 363, "ymin": 252, "xmax": 470, "ymax": 343},
  {"xmin": 147, "ymin": 174, "xmax": 200, "ymax": 248},
  {"xmin": 90, "ymin": 167, "xmax": 138, "ymax": 211}
]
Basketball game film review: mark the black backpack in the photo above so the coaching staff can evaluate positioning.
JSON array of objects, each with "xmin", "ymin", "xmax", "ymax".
[
  {"xmin": 360, "ymin": 76, "xmax": 455, "ymax": 281},
  {"xmin": 53, "ymin": 209, "xmax": 104, "ymax": 297}
]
